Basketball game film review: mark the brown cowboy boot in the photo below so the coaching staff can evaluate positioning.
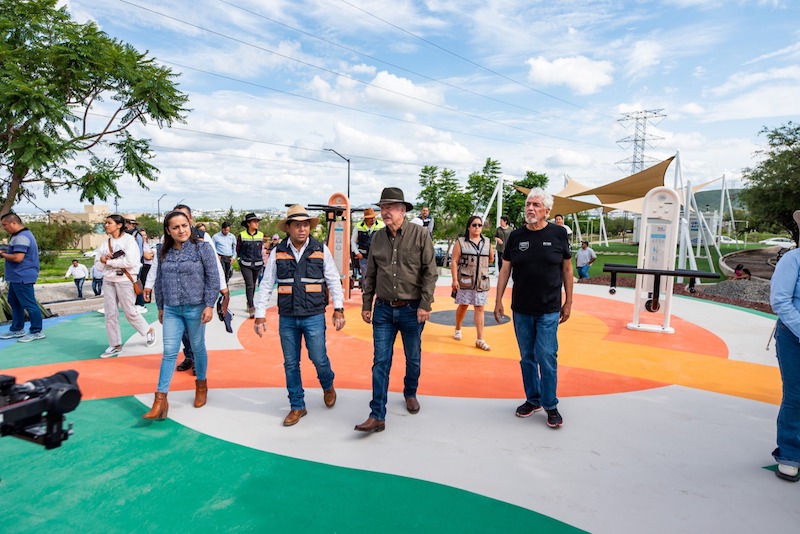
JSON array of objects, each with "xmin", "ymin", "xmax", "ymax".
[
  {"xmin": 142, "ymin": 392, "xmax": 168, "ymax": 420},
  {"xmin": 194, "ymin": 379, "xmax": 208, "ymax": 408}
]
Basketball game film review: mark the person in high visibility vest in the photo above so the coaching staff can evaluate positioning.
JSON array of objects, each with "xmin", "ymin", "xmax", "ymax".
[
  {"xmin": 237, "ymin": 212, "xmax": 264, "ymax": 318},
  {"xmin": 350, "ymin": 207, "xmax": 384, "ymax": 277}
]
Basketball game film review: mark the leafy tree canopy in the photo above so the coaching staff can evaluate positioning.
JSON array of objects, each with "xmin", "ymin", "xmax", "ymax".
[
  {"xmin": 0, "ymin": 0, "xmax": 189, "ymax": 214},
  {"xmin": 739, "ymin": 122, "xmax": 800, "ymax": 244}
]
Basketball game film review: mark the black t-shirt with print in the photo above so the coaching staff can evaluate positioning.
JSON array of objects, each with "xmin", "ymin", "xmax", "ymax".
[{"xmin": 503, "ymin": 223, "xmax": 571, "ymax": 315}]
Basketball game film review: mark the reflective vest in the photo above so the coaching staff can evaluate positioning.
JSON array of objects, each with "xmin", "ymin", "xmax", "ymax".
[
  {"xmin": 275, "ymin": 237, "xmax": 328, "ymax": 317},
  {"xmin": 456, "ymin": 236, "xmax": 490, "ymax": 291},
  {"xmin": 355, "ymin": 219, "xmax": 385, "ymax": 256},
  {"xmin": 238, "ymin": 230, "xmax": 264, "ymax": 268}
]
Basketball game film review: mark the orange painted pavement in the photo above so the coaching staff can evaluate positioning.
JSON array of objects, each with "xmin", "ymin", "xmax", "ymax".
[{"xmin": 3, "ymin": 288, "xmax": 780, "ymax": 404}]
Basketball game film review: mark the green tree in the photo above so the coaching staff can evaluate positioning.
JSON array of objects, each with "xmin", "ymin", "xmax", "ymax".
[
  {"xmin": 67, "ymin": 221, "xmax": 93, "ymax": 250},
  {"xmin": 504, "ymin": 171, "xmax": 549, "ymax": 227},
  {"xmin": 467, "ymin": 158, "xmax": 502, "ymax": 215},
  {"xmin": 136, "ymin": 214, "xmax": 161, "ymax": 240},
  {"xmin": 416, "ymin": 166, "xmax": 471, "ymax": 266},
  {"xmin": 0, "ymin": 0, "xmax": 189, "ymax": 214},
  {"xmin": 740, "ymin": 122, "xmax": 800, "ymax": 244}
]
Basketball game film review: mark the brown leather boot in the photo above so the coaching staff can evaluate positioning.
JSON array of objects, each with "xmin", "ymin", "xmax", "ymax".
[
  {"xmin": 142, "ymin": 392, "xmax": 168, "ymax": 420},
  {"xmin": 194, "ymin": 379, "xmax": 208, "ymax": 408}
]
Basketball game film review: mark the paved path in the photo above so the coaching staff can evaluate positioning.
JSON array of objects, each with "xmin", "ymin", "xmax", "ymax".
[{"xmin": 1, "ymin": 277, "xmax": 796, "ymax": 533}]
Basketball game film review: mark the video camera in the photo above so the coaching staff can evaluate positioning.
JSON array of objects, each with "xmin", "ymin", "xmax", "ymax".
[{"xmin": 0, "ymin": 370, "xmax": 81, "ymax": 449}]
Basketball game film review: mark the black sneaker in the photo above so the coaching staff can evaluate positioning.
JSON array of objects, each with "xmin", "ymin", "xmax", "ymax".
[
  {"xmin": 546, "ymin": 408, "xmax": 563, "ymax": 428},
  {"xmin": 176, "ymin": 358, "xmax": 194, "ymax": 372},
  {"xmin": 515, "ymin": 401, "xmax": 543, "ymax": 418}
]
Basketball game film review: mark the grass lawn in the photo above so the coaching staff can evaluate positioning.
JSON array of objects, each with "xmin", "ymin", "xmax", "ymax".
[{"xmin": 578, "ymin": 241, "xmax": 758, "ymax": 281}]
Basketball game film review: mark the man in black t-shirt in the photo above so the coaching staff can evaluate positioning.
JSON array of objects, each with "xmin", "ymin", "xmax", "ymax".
[{"xmin": 494, "ymin": 188, "xmax": 573, "ymax": 429}]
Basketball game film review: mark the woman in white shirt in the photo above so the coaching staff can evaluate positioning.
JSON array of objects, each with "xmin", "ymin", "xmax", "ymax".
[{"xmin": 94, "ymin": 214, "xmax": 156, "ymax": 358}]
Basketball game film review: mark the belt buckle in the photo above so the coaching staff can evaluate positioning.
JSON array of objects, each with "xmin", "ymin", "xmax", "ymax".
[{"xmin": 390, "ymin": 300, "xmax": 406, "ymax": 307}]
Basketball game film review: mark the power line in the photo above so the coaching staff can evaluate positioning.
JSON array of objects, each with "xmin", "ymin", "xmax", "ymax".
[
  {"xmin": 160, "ymin": 59, "xmax": 606, "ymax": 151},
  {"xmin": 119, "ymin": 0, "xmax": 606, "ymax": 148},
  {"xmin": 216, "ymin": 0, "xmax": 597, "ymax": 127},
  {"xmin": 337, "ymin": 0, "xmax": 616, "ymax": 120}
]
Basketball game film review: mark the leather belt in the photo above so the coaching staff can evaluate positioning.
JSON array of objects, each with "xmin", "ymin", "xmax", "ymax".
[{"xmin": 377, "ymin": 297, "xmax": 418, "ymax": 307}]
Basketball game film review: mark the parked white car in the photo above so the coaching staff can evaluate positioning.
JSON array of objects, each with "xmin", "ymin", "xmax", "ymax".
[
  {"xmin": 83, "ymin": 249, "xmax": 98, "ymax": 257},
  {"xmin": 718, "ymin": 236, "xmax": 744, "ymax": 245},
  {"xmin": 758, "ymin": 237, "xmax": 796, "ymax": 249}
]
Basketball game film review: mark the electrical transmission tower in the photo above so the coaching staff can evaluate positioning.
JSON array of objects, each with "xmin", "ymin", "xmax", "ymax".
[{"xmin": 616, "ymin": 109, "xmax": 666, "ymax": 174}]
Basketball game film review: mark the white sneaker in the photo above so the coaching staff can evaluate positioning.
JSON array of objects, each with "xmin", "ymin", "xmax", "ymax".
[
  {"xmin": 100, "ymin": 345, "xmax": 122, "ymax": 358},
  {"xmin": 454, "ymin": 329, "xmax": 462, "ymax": 340},
  {"xmin": 0, "ymin": 329, "xmax": 25, "ymax": 339},
  {"xmin": 97, "ymin": 308, "xmax": 105, "ymax": 314},
  {"xmin": 18, "ymin": 332, "xmax": 45, "ymax": 343},
  {"xmin": 137, "ymin": 305, "xmax": 148, "ymax": 314},
  {"xmin": 145, "ymin": 329, "xmax": 157, "ymax": 347},
  {"xmin": 777, "ymin": 463, "xmax": 799, "ymax": 482}
]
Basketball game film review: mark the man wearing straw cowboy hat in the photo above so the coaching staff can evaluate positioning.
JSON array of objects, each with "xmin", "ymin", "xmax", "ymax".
[
  {"xmin": 355, "ymin": 187, "xmax": 438, "ymax": 433},
  {"xmin": 253, "ymin": 205, "xmax": 345, "ymax": 427}
]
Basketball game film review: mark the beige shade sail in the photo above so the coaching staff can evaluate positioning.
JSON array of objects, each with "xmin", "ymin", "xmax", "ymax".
[
  {"xmin": 556, "ymin": 176, "xmax": 592, "ymax": 198},
  {"xmin": 513, "ymin": 185, "xmax": 603, "ymax": 215},
  {"xmin": 574, "ymin": 156, "xmax": 676, "ymax": 204}
]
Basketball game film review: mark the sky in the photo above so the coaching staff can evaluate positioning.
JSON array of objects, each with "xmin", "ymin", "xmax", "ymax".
[{"xmin": 19, "ymin": 0, "xmax": 800, "ymax": 215}]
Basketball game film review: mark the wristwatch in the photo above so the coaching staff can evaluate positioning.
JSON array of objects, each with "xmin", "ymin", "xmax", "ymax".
[{"xmin": 334, "ymin": 308, "xmax": 344, "ymax": 313}]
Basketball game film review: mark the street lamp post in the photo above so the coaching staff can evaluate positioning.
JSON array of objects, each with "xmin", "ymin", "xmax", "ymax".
[
  {"xmin": 157, "ymin": 194, "xmax": 166, "ymax": 222},
  {"xmin": 324, "ymin": 148, "xmax": 350, "ymax": 199}
]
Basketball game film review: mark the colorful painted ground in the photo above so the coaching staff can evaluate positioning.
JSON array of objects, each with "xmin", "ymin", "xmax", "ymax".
[{"xmin": 1, "ymin": 282, "xmax": 797, "ymax": 533}]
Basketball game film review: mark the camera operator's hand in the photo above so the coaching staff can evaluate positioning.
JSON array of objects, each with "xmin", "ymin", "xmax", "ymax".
[{"xmin": 254, "ymin": 317, "xmax": 267, "ymax": 337}]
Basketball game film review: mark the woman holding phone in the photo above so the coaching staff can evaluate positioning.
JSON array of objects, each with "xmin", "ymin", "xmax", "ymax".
[{"xmin": 94, "ymin": 214, "xmax": 156, "ymax": 358}]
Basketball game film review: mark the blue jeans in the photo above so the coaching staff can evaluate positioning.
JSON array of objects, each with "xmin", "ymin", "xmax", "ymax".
[
  {"xmin": 279, "ymin": 313, "xmax": 335, "ymax": 410},
  {"xmin": 8, "ymin": 282, "xmax": 42, "ymax": 334},
  {"xmin": 774, "ymin": 320, "xmax": 800, "ymax": 467},
  {"xmin": 92, "ymin": 278, "xmax": 103, "ymax": 296},
  {"xmin": 370, "ymin": 299, "xmax": 423, "ymax": 420},
  {"xmin": 73, "ymin": 277, "xmax": 85, "ymax": 298},
  {"xmin": 158, "ymin": 305, "xmax": 208, "ymax": 393},
  {"xmin": 577, "ymin": 265, "xmax": 590, "ymax": 279},
  {"xmin": 359, "ymin": 257, "xmax": 369, "ymax": 278},
  {"xmin": 512, "ymin": 311, "xmax": 560, "ymax": 410}
]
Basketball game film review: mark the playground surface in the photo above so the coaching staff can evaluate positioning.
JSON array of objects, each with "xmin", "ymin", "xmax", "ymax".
[{"xmin": 1, "ymin": 279, "xmax": 797, "ymax": 533}]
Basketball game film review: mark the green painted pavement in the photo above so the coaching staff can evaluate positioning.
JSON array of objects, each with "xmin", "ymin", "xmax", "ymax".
[{"xmin": 0, "ymin": 397, "xmax": 581, "ymax": 533}]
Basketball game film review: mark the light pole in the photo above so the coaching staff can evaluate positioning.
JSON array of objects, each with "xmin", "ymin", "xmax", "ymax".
[
  {"xmin": 157, "ymin": 194, "xmax": 167, "ymax": 221},
  {"xmin": 324, "ymin": 148, "xmax": 350, "ymax": 199}
]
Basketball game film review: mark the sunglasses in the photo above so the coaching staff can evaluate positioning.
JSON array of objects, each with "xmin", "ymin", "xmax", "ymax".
[{"xmin": 471, "ymin": 223, "xmax": 483, "ymax": 227}]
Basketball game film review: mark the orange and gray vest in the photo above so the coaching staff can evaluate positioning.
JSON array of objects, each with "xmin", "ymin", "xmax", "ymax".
[{"xmin": 275, "ymin": 237, "xmax": 328, "ymax": 316}]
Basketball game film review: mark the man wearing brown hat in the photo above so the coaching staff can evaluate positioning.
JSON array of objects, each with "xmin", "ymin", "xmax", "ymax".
[
  {"xmin": 254, "ymin": 205, "xmax": 345, "ymax": 426},
  {"xmin": 237, "ymin": 212, "xmax": 264, "ymax": 318},
  {"xmin": 350, "ymin": 207, "xmax": 384, "ymax": 278},
  {"xmin": 355, "ymin": 187, "xmax": 438, "ymax": 433}
]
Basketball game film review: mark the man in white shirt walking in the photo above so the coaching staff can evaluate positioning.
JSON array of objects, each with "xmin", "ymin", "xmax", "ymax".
[{"xmin": 65, "ymin": 259, "xmax": 89, "ymax": 299}]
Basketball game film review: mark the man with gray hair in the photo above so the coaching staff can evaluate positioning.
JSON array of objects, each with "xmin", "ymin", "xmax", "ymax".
[{"xmin": 494, "ymin": 188, "xmax": 573, "ymax": 428}]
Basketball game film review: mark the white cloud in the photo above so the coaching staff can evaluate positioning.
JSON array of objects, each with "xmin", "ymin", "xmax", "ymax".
[
  {"xmin": 745, "ymin": 41, "xmax": 800, "ymax": 64},
  {"xmin": 705, "ymin": 84, "xmax": 800, "ymax": 121},
  {"xmin": 678, "ymin": 103, "xmax": 705, "ymax": 115},
  {"xmin": 526, "ymin": 56, "xmax": 614, "ymax": 95},
  {"xmin": 709, "ymin": 66, "xmax": 800, "ymax": 97},
  {"xmin": 626, "ymin": 40, "xmax": 663, "ymax": 78},
  {"xmin": 363, "ymin": 71, "xmax": 445, "ymax": 110},
  {"xmin": 544, "ymin": 149, "xmax": 593, "ymax": 168}
]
